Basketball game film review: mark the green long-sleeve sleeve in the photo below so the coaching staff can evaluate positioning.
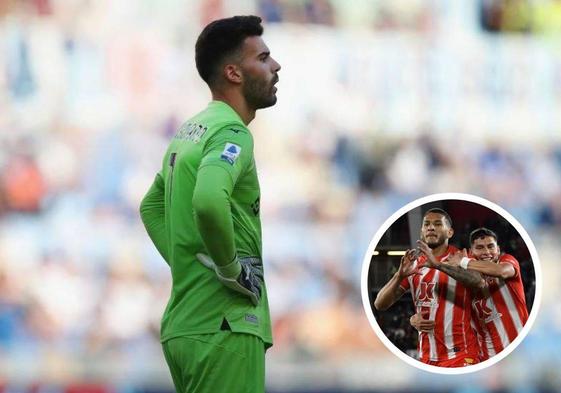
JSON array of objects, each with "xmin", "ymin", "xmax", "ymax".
[
  {"xmin": 139, "ymin": 172, "xmax": 169, "ymax": 264},
  {"xmin": 192, "ymin": 165, "xmax": 237, "ymax": 268},
  {"xmin": 139, "ymin": 101, "xmax": 271, "ymax": 346}
]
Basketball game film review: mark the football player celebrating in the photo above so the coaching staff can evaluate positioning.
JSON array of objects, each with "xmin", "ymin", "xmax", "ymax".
[
  {"xmin": 410, "ymin": 227, "xmax": 529, "ymax": 362},
  {"xmin": 446, "ymin": 228, "xmax": 528, "ymax": 360},
  {"xmin": 375, "ymin": 208, "xmax": 485, "ymax": 367}
]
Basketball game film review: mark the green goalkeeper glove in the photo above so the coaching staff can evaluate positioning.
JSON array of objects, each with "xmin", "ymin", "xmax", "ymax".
[{"xmin": 196, "ymin": 253, "xmax": 263, "ymax": 306}]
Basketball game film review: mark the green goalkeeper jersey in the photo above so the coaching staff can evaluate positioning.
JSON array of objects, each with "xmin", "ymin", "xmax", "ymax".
[{"xmin": 140, "ymin": 101, "xmax": 272, "ymax": 346}]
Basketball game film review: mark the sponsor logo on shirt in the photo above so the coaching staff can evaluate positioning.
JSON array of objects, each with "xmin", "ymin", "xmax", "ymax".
[
  {"xmin": 418, "ymin": 282, "xmax": 436, "ymax": 301},
  {"xmin": 416, "ymin": 282, "xmax": 438, "ymax": 308},
  {"xmin": 220, "ymin": 143, "xmax": 241, "ymax": 165},
  {"xmin": 251, "ymin": 197, "xmax": 260, "ymax": 216},
  {"xmin": 473, "ymin": 299, "xmax": 503, "ymax": 323},
  {"xmin": 245, "ymin": 314, "xmax": 258, "ymax": 325}
]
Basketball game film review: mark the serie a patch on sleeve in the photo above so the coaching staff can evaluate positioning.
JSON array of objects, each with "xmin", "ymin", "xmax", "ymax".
[{"xmin": 220, "ymin": 143, "xmax": 242, "ymax": 165}]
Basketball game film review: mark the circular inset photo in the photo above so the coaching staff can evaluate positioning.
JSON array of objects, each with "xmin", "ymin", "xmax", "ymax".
[{"xmin": 361, "ymin": 193, "xmax": 540, "ymax": 374}]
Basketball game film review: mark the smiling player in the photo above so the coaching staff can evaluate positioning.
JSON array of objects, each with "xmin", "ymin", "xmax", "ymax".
[
  {"xmin": 411, "ymin": 227, "xmax": 529, "ymax": 361},
  {"xmin": 446, "ymin": 228, "xmax": 528, "ymax": 360}
]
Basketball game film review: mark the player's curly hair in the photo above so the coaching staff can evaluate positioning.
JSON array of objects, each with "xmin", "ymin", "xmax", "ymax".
[
  {"xmin": 195, "ymin": 15, "xmax": 263, "ymax": 87},
  {"xmin": 469, "ymin": 227, "xmax": 498, "ymax": 246}
]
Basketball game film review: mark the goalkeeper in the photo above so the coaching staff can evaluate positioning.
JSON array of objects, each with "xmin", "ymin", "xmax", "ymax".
[{"xmin": 139, "ymin": 15, "xmax": 280, "ymax": 393}]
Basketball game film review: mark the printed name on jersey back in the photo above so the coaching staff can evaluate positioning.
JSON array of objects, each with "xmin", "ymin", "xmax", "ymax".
[{"xmin": 174, "ymin": 122, "xmax": 208, "ymax": 143}]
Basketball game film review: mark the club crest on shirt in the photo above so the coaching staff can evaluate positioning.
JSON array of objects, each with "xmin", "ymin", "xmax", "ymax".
[{"xmin": 220, "ymin": 143, "xmax": 241, "ymax": 165}]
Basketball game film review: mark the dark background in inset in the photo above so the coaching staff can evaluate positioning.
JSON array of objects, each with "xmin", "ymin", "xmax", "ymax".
[{"xmin": 368, "ymin": 199, "xmax": 536, "ymax": 356}]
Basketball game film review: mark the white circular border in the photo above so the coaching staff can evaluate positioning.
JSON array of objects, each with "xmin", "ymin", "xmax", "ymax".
[{"xmin": 360, "ymin": 192, "xmax": 542, "ymax": 375}]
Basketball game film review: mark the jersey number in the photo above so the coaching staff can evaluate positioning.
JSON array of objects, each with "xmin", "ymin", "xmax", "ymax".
[{"xmin": 168, "ymin": 152, "xmax": 177, "ymax": 205}]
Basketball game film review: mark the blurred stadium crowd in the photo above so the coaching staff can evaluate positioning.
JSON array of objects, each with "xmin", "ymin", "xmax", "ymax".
[{"xmin": 1, "ymin": 0, "xmax": 561, "ymax": 392}]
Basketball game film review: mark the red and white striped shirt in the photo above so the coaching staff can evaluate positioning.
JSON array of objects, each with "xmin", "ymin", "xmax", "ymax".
[
  {"xmin": 471, "ymin": 253, "xmax": 528, "ymax": 361},
  {"xmin": 400, "ymin": 245, "xmax": 479, "ymax": 363}
]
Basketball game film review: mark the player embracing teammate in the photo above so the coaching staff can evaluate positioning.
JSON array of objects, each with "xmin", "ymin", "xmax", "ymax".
[
  {"xmin": 375, "ymin": 208, "xmax": 529, "ymax": 367},
  {"xmin": 443, "ymin": 227, "xmax": 528, "ymax": 361}
]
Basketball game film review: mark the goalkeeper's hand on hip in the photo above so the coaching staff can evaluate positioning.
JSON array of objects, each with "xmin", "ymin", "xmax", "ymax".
[{"xmin": 196, "ymin": 253, "xmax": 263, "ymax": 306}]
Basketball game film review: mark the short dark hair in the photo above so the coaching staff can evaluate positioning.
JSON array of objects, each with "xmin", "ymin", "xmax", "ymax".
[
  {"xmin": 195, "ymin": 15, "xmax": 263, "ymax": 86},
  {"xmin": 423, "ymin": 208, "xmax": 453, "ymax": 227},
  {"xmin": 470, "ymin": 227, "xmax": 498, "ymax": 246}
]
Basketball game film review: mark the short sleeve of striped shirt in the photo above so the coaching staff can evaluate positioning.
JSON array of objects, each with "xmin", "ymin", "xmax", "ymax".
[
  {"xmin": 499, "ymin": 254, "xmax": 521, "ymax": 279},
  {"xmin": 399, "ymin": 276, "xmax": 410, "ymax": 291}
]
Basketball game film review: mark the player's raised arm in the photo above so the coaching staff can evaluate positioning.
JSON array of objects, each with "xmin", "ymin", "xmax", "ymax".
[
  {"xmin": 140, "ymin": 172, "xmax": 169, "ymax": 264},
  {"xmin": 438, "ymin": 253, "xmax": 486, "ymax": 289},
  {"xmin": 437, "ymin": 261, "xmax": 486, "ymax": 289},
  {"xmin": 446, "ymin": 249, "xmax": 515, "ymax": 280},
  {"xmin": 418, "ymin": 241, "xmax": 486, "ymax": 289},
  {"xmin": 374, "ymin": 249, "xmax": 417, "ymax": 311},
  {"xmin": 447, "ymin": 228, "xmax": 517, "ymax": 280}
]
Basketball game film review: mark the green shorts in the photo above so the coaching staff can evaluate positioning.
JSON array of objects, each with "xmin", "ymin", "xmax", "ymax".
[{"xmin": 162, "ymin": 331, "xmax": 265, "ymax": 393}]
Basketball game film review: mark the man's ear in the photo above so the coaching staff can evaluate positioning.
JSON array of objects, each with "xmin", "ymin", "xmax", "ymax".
[
  {"xmin": 223, "ymin": 64, "xmax": 242, "ymax": 84},
  {"xmin": 447, "ymin": 227, "xmax": 454, "ymax": 239}
]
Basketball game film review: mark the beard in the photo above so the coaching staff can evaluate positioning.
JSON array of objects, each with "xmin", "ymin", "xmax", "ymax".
[
  {"xmin": 243, "ymin": 73, "xmax": 277, "ymax": 110},
  {"xmin": 423, "ymin": 233, "xmax": 447, "ymax": 249}
]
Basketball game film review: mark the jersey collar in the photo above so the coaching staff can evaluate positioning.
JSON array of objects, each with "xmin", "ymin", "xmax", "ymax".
[{"xmin": 208, "ymin": 100, "xmax": 245, "ymax": 125}]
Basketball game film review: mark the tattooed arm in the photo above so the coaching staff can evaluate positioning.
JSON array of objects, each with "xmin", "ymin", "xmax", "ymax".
[
  {"xmin": 417, "ymin": 241, "xmax": 486, "ymax": 289},
  {"xmin": 446, "ymin": 252, "xmax": 515, "ymax": 280},
  {"xmin": 436, "ymin": 262, "xmax": 486, "ymax": 289}
]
